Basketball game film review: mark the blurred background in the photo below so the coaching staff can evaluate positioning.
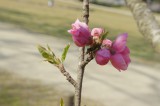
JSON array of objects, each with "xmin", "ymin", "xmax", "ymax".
[{"xmin": 0, "ymin": 0, "xmax": 160, "ymax": 106}]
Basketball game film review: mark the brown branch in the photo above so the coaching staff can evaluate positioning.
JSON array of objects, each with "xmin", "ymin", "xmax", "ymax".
[
  {"xmin": 82, "ymin": 53, "xmax": 94, "ymax": 67},
  {"xmin": 75, "ymin": 50, "xmax": 94, "ymax": 106},
  {"xmin": 83, "ymin": 0, "xmax": 89, "ymax": 24},
  {"xmin": 57, "ymin": 64, "xmax": 77, "ymax": 88},
  {"xmin": 75, "ymin": 0, "xmax": 90, "ymax": 106},
  {"xmin": 125, "ymin": 0, "xmax": 160, "ymax": 53}
]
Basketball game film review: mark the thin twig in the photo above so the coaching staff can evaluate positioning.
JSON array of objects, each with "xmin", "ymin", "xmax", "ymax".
[
  {"xmin": 75, "ymin": 0, "xmax": 90, "ymax": 106},
  {"xmin": 83, "ymin": 0, "xmax": 89, "ymax": 24},
  {"xmin": 82, "ymin": 53, "xmax": 94, "ymax": 67},
  {"xmin": 57, "ymin": 64, "xmax": 77, "ymax": 87}
]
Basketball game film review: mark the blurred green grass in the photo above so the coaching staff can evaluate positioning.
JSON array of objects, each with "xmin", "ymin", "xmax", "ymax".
[
  {"xmin": 0, "ymin": 0, "xmax": 159, "ymax": 62},
  {"xmin": 0, "ymin": 70, "xmax": 67, "ymax": 106},
  {"xmin": 0, "ymin": 70, "xmax": 104, "ymax": 106}
]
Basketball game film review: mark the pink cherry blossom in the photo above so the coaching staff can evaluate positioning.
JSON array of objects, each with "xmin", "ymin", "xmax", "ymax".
[
  {"xmin": 95, "ymin": 49, "xmax": 111, "ymax": 65},
  {"xmin": 68, "ymin": 19, "xmax": 92, "ymax": 47},
  {"xmin": 110, "ymin": 54, "xmax": 128, "ymax": 70},
  {"xmin": 112, "ymin": 33, "xmax": 128, "ymax": 53},
  {"xmin": 110, "ymin": 33, "xmax": 131, "ymax": 71},
  {"xmin": 102, "ymin": 39, "xmax": 112, "ymax": 49},
  {"xmin": 91, "ymin": 28, "xmax": 104, "ymax": 37}
]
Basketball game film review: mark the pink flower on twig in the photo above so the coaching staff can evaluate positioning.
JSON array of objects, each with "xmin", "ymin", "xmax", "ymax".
[
  {"xmin": 95, "ymin": 49, "xmax": 111, "ymax": 65},
  {"xmin": 110, "ymin": 33, "xmax": 131, "ymax": 71},
  {"xmin": 68, "ymin": 19, "xmax": 92, "ymax": 47}
]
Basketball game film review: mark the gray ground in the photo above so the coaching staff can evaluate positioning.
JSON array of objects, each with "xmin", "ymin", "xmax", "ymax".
[{"xmin": 0, "ymin": 23, "xmax": 160, "ymax": 106}]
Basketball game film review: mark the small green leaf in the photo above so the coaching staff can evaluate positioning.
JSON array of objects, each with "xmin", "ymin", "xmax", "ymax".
[
  {"xmin": 37, "ymin": 45, "xmax": 61, "ymax": 65},
  {"xmin": 47, "ymin": 44, "xmax": 51, "ymax": 51},
  {"xmin": 100, "ymin": 31, "xmax": 109, "ymax": 40},
  {"xmin": 61, "ymin": 44, "xmax": 70, "ymax": 62},
  {"xmin": 38, "ymin": 45, "xmax": 46, "ymax": 54},
  {"xmin": 52, "ymin": 51, "xmax": 55, "ymax": 57},
  {"xmin": 56, "ymin": 58, "xmax": 61, "ymax": 64},
  {"xmin": 37, "ymin": 45, "xmax": 50, "ymax": 58},
  {"xmin": 60, "ymin": 98, "xmax": 64, "ymax": 106}
]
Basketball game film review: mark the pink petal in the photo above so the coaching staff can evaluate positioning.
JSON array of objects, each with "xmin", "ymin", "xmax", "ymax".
[
  {"xmin": 68, "ymin": 29, "xmax": 79, "ymax": 36},
  {"xmin": 75, "ymin": 19, "xmax": 80, "ymax": 23},
  {"xmin": 91, "ymin": 28, "xmax": 104, "ymax": 36},
  {"xmin": 68, "ymin": 19, "xmax": 92, "ymax": 47},
  {"xmin": 76, "ymin": 19, "xmax": 88, "ymax": 30},
  {"xmin": 102, "ymin": 39, "xmax": 112, "ymax": 48},
  {"xmin": 95, "ymin": 49, "xmax": 111, "ymax": 65},
  {"xmin": 121, "ymin": 47, "xmax": 131, "ymax": 66},
  {"xmin": 112, "ymin": 33, "xmax": 128, "ymax": 53},
  {"xmin": 122, "ymin": 46, "xmax": 130, "ymax": 54},
  {"xmin": 122, "ymin": 54, "xmax": 131, "ymax": 66},
  {"xmin": 72, "ymin": 19, "xmax": 89, "ymax": 34},
  {"xmin": 68, "ymin": 30, "xmax": 71, "ymax": 34},
  {"xmin": 110, "ymin": 54, "xmax": 128, "ymax": 71}
]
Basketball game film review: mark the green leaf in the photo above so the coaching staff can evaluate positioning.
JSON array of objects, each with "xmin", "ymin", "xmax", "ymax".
[
  {"xmin": 37, "ymin": 45, "xmax": 61, "ymax": 65},
  {"xmin": 37, "ymin": 45, "xmax": 50, "ymax": 58},
  {"xmin": 47, "ymin": 44, "xmax": 51, "ymax": 51},
  {"xmin": 61, "ymin": 44, "xmax": 70, "ymax": 62},
  {"xmin": 38, "ymin": 45, "xmax": 46, "ymax": 53},
  {"xmin": 52, "ymin": 51, "xmax": 55, "ymax": 57},
  {"xmin": 60, "ymin": 98, "xmax": 64, "ymax": 106},
  {"xmin": 47, "ymin": 44, "xmax": 55, "ymax": 57},
  {"xmin": 100, "ymin": 31, "xmax": 109, "ymax": 41}
]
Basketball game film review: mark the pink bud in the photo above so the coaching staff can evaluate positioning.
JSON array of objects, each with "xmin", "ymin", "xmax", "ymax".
[
  {"xmin": 68, "ymin": 19, "xmax": 92, "ymax": 47},
  {"xmin": 95, "ymin": 49, "xmax": 111, "ymax": 65},
  {"xmin": 91, "ymin": 28, "xmax": 104, "ymax": 37},
  {"xmin": 102, "ymin": 39, "xmax": 112, "ymax": 48}
]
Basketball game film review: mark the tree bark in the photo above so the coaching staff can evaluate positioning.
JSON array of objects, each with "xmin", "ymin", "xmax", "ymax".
[
  {"xmin": 125, "ymin": 0, "xmax": 160, "ymax": 53},
  {"xmin": 57, "ymin": 64, "xmax": 77, "ymax": 87},
  {"xmin": 74, "ymin": 0, "xmax": 89, "ymax": 106}
]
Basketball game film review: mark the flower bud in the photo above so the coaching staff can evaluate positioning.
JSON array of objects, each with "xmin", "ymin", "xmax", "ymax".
[
  {"xmin": 91, "ymin": 28, "xmax": 104, "ymax": 37},
  {"xmin": 95, "ymin": 49, "xmax": 111, "ymax": 65},
  {"xmin": 68, "ymin": 19, "xmax": 92, "ymax": 47},
  {"xmin": 102, "ymin": 39, "xmax": 112, "ymax": 49},
  {"xmin": 91, "ymin": 28, "xmax": 104, "ymax": 44}
]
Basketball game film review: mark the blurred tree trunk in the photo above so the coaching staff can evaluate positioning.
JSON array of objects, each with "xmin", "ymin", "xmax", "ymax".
[
  {"xmin": 125, "ymin": 0, "xmax": 160, "ymax": 53},
  {"xmin": 143, "ymin": 0, "xmax": 152, "ymax": 5}
]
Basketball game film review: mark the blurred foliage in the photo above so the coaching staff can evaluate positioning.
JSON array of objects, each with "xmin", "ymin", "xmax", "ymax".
[
  {"xmin": 0, "ymin": 70, "xmax": 104, "ymax": 106},
  {"xmin": 60, "ymin": 98, "xmax": 64, "ymax": 106},
  {"xmin": 0, "ymin": 70, "xmax": 69, "ymax": 106},
  {"xmin": 0, "ymin": 0, "xmax": 159, "ymax": 63},
  {"xmin": 90, "ymin": 0, "xmax": 123, "ymax": 7}
]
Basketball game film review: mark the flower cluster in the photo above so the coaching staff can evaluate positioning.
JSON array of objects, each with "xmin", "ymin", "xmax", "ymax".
[{"xmin": 68, "ymin": 19, "xmax": 131, "ymax": 71}]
